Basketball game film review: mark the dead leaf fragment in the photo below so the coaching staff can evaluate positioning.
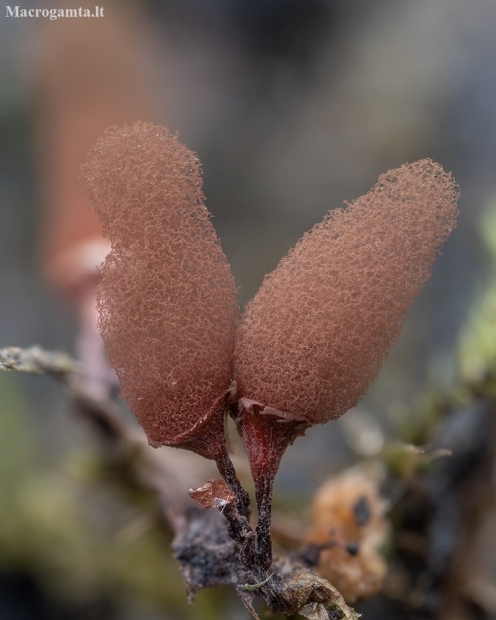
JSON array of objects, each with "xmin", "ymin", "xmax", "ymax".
[{"xmin": 188, "ymin": 478, "xmax": 235, "ymax": 510}]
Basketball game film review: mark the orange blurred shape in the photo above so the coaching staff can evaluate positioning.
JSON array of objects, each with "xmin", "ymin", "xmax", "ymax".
[
  {"xmin": 304, "ymin": 465, "xmax": 389, "ymax": 603},
  {"xmin": 35, "ymin": 0, "xmax": 158, "ymax": 303}
]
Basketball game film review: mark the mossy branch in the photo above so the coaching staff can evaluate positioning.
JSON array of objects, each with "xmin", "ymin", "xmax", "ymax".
[
  {"xmin": 0, "ymin": 344, "xmax": 358, "ymax": 620},
  {"xmin": 0, "ymin": 345, "xmax": 81, "ymax": 377}
]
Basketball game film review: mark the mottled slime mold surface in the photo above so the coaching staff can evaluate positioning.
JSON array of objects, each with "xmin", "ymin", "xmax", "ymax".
[
  {"xmin": 235, "ymin": 159, "xmax": 459, "ymax": 425},
  {"xmin": 82, "ymin": 122, "xmax": 238, "ymax": 447}
]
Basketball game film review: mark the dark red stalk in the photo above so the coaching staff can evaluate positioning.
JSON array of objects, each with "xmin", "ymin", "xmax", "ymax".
[
  {"xmin": 232, "ymin": 398, "xmax": 309, "ymax": 572},
  {"xmin": 148, "ymin": 390, "xmax": 250, "ymax": 519}
]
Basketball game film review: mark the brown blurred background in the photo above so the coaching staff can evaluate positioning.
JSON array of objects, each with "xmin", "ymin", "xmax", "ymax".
[{"xmin": 1, "ymin": 0, "xmax": 496, "ymax": 618}]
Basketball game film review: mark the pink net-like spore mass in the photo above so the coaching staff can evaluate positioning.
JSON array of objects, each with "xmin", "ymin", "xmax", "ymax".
[
  {"xmin": 82, "ymin": 122, "xmax": 238, "ymax": 446},
  {"xmin": 235, "ymin": 160, "xmax": 459, "ymax": 425}
]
